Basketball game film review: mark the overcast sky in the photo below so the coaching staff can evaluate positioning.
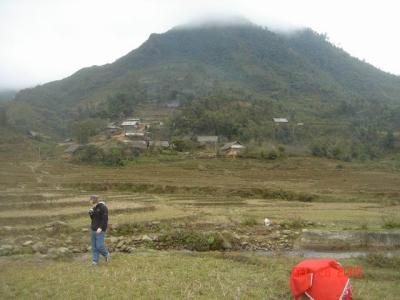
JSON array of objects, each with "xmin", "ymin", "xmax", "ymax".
[{"xmin": 1, "ymin": 0, "xmax": 400, "ymax": 90}]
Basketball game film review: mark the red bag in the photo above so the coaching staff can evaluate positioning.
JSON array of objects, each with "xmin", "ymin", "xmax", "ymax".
[{"xmin": 290, "ymin": 259, "xmax": 352, "ymax": 300}]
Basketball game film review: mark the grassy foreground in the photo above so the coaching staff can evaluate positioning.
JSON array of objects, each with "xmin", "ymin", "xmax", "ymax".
[{"xmin": 1, "ymin": 251, "xmax": 399, "ymax": 300}]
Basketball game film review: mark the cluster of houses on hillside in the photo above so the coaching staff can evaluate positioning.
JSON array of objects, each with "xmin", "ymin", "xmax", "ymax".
[
  {"xmin": 65, "ymin": 116, "xmax": 305, "ymax": 157},
  {"xmin": 107, "ymin": 115, "xmax": 304, "ymax": 157},
  {"xmin": 64, "ymin": 116, "xmax": 247, "ymax": 157},
  {"xmin": 107, "ymin": 117, "xmax": 246, "ymax": 156},
  {"xmin": 105, "ymin": 118, "xmax": 169, "ymax": 150}
]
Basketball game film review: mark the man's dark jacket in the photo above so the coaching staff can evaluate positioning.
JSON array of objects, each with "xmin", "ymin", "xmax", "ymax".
[{"xmin": 89, "ymin": 202, "xmax": 108, "ymax": 231}]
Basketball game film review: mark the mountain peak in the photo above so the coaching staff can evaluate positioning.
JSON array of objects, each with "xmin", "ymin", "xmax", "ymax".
[{"xmin": 11, "ymin": 19, "xmax": 400, "ymax": 137}]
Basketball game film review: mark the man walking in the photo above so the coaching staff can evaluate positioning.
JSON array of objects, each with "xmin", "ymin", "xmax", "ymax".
[{"xmin": 89, "ymin": 195, "xmax": 110, "ymax": 265}]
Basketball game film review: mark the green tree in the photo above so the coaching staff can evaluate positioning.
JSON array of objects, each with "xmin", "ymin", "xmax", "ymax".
[
  {"xmin": 0, "ymin": 106, "xmax": 7, "ymax": 127},
  {"xmin": 72, "ymin": 145, "xmax": 104, "ymax": 163},
  {"xmin": 72, "ymin": 119, "xmax": 103, "ymax": 144},
  {"xmin": 107, "ymin": 93, "xmax": 137, "ymax": 118},
  {"xmin": 383, "ymin": 130, "xmax": 395, "ymax": 151}
]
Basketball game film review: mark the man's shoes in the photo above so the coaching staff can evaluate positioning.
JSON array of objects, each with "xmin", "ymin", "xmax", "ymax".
[
  {"xmin": 92, "ymin": 261, "xmax": 98, "ymax": 266},
  {"xmin": 105, "ymin": 254, "xmax": 110, "ymax": 263}
]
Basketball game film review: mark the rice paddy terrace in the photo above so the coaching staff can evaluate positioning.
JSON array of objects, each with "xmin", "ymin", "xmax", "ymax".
[{"xmin": 0, "ymin": 153, "xmax": 399, "ymax": 299}]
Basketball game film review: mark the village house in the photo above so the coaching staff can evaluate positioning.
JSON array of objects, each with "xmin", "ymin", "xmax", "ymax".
[
  {"xmin": 27, "ymin": 130, "xmax": 39, "ymax": 138},
  {"xmin": 121, "ymin": 118, "xmax": 140, "ymax": 126},
  {"xmin": 125, "ymin": 131, "xmax": 145, "ymax": 139},
  {"xmin": 106, "ymin": 123, "xmax": 122, "ymax": 136},
  {"xmin": 121, "ymin": 118, "xmax": 147, "ymax": 139},
  {"xmin": 220, "ymin": 141, "xmax": 245, "ymax": 157},
  {"xmin": 130, "ymin": 140, "xmax": 149, "ymax": 151},
  {"xmin": 272, "ymin": 118, "xmax": 290, "ymax": 140},
  {"xmin": 151, "ymin": 140, "xmax": 170, "ymax": 148},
  {"xmin": 121, "ymin": 118, "xmax": 140, "ymax": 134},
  {"xmin": 196, "ymin": 135, "xmax": 219, "ymax": 145},
  {"xmin": 272, "ymin": 118, "xmax": 289, "ymax": 124}
]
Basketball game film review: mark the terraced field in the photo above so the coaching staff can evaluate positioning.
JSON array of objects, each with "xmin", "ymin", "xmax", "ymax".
[{"xmin": 0, "ymin": 153, "xmax": 400, "ymax": 299}]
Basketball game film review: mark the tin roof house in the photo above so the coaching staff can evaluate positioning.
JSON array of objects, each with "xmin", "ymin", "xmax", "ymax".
[
  {"xmin": 220, "ymin": 141, "xmax": 245, "ymax": 157},
  {"xmin": 273, "ymin": 118, "xmax": 289, "ymax": 124},
  {"xmin": 106, "ymin": 123, "xmax": 122, "ymax": 135},
  {"xmin": 121, "ymin": 118, "xmax": 140, "ymax": 127},
  {"xmin": 121, "ymin": 118, "xmax": 145, "ymax": 138}
]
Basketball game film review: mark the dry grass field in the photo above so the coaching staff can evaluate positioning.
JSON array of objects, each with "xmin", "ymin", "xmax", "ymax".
[{"xmin": 1, "ymin": 252, "xmax": 399, "ymax": 300}]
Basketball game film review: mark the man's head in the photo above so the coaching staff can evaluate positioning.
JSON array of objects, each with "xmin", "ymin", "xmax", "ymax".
[{"xmin": 90, "ymin": 195, "xmax": 99, "ymax": 205}]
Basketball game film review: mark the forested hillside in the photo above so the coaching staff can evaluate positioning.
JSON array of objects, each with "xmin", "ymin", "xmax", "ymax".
[{"xmin": 3, "ymin": 21, "xmax": 400, "ymax": 158}]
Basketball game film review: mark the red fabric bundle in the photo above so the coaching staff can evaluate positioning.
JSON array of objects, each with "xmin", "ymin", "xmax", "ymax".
[{"xmin": 290, "ymin": 259, "xmax": 352, "ymax": 300}]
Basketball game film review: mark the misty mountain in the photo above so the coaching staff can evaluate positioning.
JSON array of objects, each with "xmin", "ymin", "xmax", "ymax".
[
  {"xmin": 0, "ymin": 89, "xmax": 17, "ymax": 103},
  {"xmin": 6, "ymin": 21, "xmax": 400, "ymax": 136}
]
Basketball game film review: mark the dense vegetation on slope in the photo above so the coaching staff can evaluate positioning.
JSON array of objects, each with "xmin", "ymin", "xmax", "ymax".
[{"xmin": 3, "ymin": 21, "xmax": 400, "ymax": 158}]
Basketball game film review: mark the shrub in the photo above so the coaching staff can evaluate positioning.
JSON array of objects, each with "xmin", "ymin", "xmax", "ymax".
[
  {"xmin": 297, "ymin": 193, "xmax": 316, "ymax": 202},
  {"xmin": 330, "ymin": 146, "xmax": 342, "ymax": 159},
  {"xmin": 241, "ymin": 216, "xmax": 258, "ymax": 226},
  {"xmin": 280, "ymin": 217, "xmax": 310, "ymax": 229},
  {"xmin": 267, "ymin": 150, "xmax": 278, "ymax": 160},
  {"xmin": 207, "ymin": 233, "xmax": 225, "ymax": 250},
  {"xmin": 382, "ymin": 218, "xmax": 400, "ymax": 229},
  {"xmin": 103, "ymin": 148, "xmax": 125, "ymax": 166},
  {"xmin": 171, "ymin": 138, "xmax": 197, "ymax": 152},
  {"xmin": 72, "ymin": 145, "xmax": 104, "ymax": 163},
  {"xmin": 72, "ymin": 143, "xmax": 142, "ymax": 166},
  {"xmin": 311, "ymin": 143, "xmax": 327, "ymax": 157},
  {"xmin": 159, "ymin": 230, "xmax": 209, "ymax": 251},
  {"xmin": 184, "ymin": 232, "xmax": 210, "ymax": 251},
  {"xmin": 72, "ymin": 118, "xmax": 105, "ymax": 144}
]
